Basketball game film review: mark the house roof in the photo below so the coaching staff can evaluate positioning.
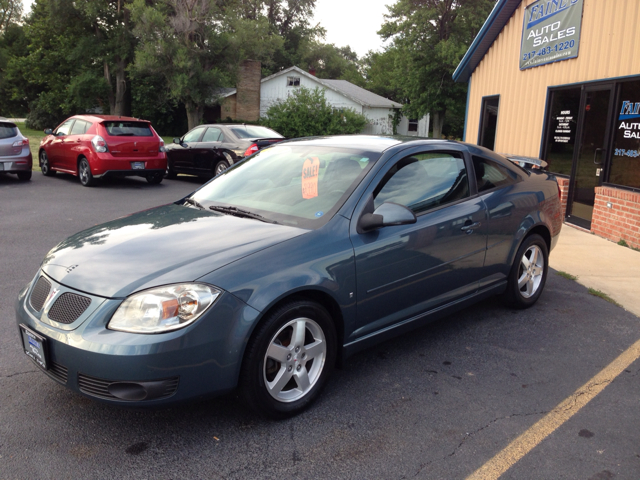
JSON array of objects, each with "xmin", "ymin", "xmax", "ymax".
[
  {"xmin": 453, "ymin": 0, "xmax": 522, "ymax": 83},
  {"xmin": 262, "ymin": 66, "xmax": 403, "ymax": 109}
]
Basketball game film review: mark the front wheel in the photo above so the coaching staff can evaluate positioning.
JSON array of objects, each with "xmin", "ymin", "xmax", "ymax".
[
  {"xmin": 146, "ymin": 172, "xmax": 163, "ymax": 184},
  {"xmin": 40, "ymin": 150, "xmax": 55, "ymax": 176},
  {"xmin": 78, "ymin": 158, "xmax": 95, "ymax": 187},
  {"xmin": 503, "ymin": 234, "xmax": 548, "ymax": 309},
  {"xmin": 239, "ymin": 300, "xmax": 337, "ymax": 418},
  {"xmin": 165, "ymin": 161, "xmax": 178, "ymax": 179}
]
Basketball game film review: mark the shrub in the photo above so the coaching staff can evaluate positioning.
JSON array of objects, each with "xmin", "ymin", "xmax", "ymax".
[{"xmin": 261, "ymin": 87, "xmax": 368, "ymax": 138}]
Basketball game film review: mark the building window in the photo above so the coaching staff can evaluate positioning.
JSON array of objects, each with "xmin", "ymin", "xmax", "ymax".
[
  {"xmin": 478, "ymin": 96, "xmax": 499, "ymax": 151},
  {"xmin": 408, "ymin": 119, "xmax": 418, "ymax": 132},
  {"xmin": 542, "ymin": 87, "xmax": 581, "ymax": 176},
  {"xmin": 287, "ymin": 76, "xmax": 300, "ymax": 87},
  {"xmin": 610, "ymin": 80, "xmax": 640, "ymax": 190}
]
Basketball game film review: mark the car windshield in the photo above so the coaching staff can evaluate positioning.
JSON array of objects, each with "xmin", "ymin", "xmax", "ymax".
[
  {"xmin": 103, "ymin": 121, "xmax": 153, "ymax": 137},
  {"xmin": 0, "ymin": 123, "xmax": 18, "ymax": 140},
  {"xmin": 191, "ymin": 145, "xmax": 380, "ymax": 228},
  {"xmin": 229, "ymin": 125, "xmax": 283, "ymax": 139}
]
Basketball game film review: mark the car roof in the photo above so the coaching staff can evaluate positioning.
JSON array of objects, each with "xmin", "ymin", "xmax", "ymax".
[
  {"xmin": 275, "ymin": 135, "xmax": 462, "ymax": 153},
  {"xmin": 70, "ymin": 115, "xmax": 150, "ymax": 123}
]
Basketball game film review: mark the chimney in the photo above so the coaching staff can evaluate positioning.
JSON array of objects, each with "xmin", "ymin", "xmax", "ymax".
[
  {"xmin": 236, "ymin": 60, "xmax": 261, "ymax": 122},
  {"xmin": 309, "ymin": 67, "xmax": 316, "ymax": 76}
]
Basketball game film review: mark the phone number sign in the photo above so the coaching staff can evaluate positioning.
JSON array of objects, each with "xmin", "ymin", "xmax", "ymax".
[{"xmin": 520, "ymin": 0, "xmax": 584, "ymax": 70}]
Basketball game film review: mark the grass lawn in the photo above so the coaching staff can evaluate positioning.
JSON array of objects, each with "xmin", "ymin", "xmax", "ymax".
[{"xmin": 15, "ymin": 122, "xmax": 44, "ymax": 171}]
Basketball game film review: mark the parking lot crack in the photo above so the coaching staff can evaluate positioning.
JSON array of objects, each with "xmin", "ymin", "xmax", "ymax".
[{"xmin": 2, "ymin": 369, "xmax": 38, "ymax": 378}]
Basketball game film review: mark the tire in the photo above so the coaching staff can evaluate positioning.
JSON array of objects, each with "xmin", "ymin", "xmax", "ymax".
[
  {"xmin": 17, "ymin": 171, "xmax": 32, "ymax": 181},
  {"xmin": 146, "ymin": 172, "xmax": 163, "ymax": 184},
  {"xmin": 78, "ymin": 157, "xmax": 95, "ymax": 187},
  {"xmin": 40, "ymin": 150, "xmax": 55, "ymax": 176},
  {"xmin": 503, "ymin": 234, "xmax": 549, "ymax": 309},
  {"xmin": 165, "ymin": 161, "xmax": 178, "ymax": 179},
  {"xmin": 239, "ymin": 299, "xmax": 337, "ymax": 418},
  {"xmin": 214, "ymin": 159, "xmax": 229, "ymax": 176}
]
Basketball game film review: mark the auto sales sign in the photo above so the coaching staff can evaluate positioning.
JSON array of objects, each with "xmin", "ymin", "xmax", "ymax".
[{"xmin": 520, "ymin": 0, "xmax": 584, "ymax": 70}]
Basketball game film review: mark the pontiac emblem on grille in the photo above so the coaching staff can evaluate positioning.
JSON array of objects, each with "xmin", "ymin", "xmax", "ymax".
[{"xmin": 44, "ymin": 288, "xmax": 60, "ymax": 310}]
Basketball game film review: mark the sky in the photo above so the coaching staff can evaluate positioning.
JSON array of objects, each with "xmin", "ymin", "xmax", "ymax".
[{"xmin": 21, "ymin": 0, "xmax": 392, "ymax": 58}]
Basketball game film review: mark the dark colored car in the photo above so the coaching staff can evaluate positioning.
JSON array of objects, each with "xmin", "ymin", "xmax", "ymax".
[
  {"xmin": 39, "ymin": 115, "xmax": 167, "ymax": 187},
  {"xmin": 0, "ymin": 118, "xmax": 32, "ymax": 181},
  {"xmin": 16, "ymin": 136, "xmax": 562, "ymax": 417},
  {"xmin": 165, "ymin": 124, "xmax": 283, "ymax": 178}
]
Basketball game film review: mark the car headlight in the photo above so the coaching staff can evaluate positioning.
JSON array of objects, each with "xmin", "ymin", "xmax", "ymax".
[{"xmin": 108, "ymin": 284, "xmax": 221, "ymax": 334}]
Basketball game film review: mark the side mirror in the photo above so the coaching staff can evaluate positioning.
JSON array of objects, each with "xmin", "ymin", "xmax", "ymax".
[
  {"xmin": 173, "ymin": 137, "xmax": 181, "ymax": 145},
  {"xmin": 44, "ymin": 128, "xmax": 53, "ymax": 135},
  {"xmin": 358, "ymin": 202, "xmax": 417, "ymax": 232}
]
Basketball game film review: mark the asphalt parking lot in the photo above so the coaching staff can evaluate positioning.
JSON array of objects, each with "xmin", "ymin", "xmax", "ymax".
[{"xmin": 2, "ymin": 172, "xmax": 640, "ymax": 479}]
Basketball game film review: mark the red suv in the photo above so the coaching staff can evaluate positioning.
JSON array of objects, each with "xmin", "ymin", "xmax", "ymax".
[{"xmin": 39, "ymin": 115, "xmax": 167, "ymax": 186}]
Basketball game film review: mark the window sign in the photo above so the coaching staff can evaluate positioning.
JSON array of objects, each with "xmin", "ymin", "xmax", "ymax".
[
  {"xmin": 610, "ymin": 81, "xmax": 640, "ymax": 189},
  {"xmin": 520, "ymin": 0, "xmax": 584, "ymax": 70}
]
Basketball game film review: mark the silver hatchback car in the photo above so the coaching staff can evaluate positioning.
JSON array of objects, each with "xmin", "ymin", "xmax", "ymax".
[{"xmin": 0, "ymin": 118, "xmax": 32, "ymax": 181}]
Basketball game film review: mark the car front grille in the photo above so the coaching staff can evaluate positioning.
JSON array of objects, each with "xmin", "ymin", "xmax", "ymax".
[
  {"xmin": 78, "ymin": 374, "xmax": 180, "ymax": 401},
  {"xmin": 46, "ymin": 362, "xmax": 68, "ymax": 384},
  {"xmin": 48, "ymin": 293, "xmax": 91, "ymax": 324},
  {"xmin": 29, "ymin": 276, "xmax": 51, "ymax": 312}
]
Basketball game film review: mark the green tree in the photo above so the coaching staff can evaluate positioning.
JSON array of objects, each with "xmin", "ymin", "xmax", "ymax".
[
  {"xmin": 262, "ymin": 86, "xmax": 368, "ymax": 138},
  {"xmin": 131, "ymin": 0, "xmax": 282, "ymax": 130},
  {"xmin": 0, "ymin": 0, "xmax": 22, "ymax": 34},
  {"xmin": 377, "ymin": 0, "xmax": 495, "ymax": 138}
]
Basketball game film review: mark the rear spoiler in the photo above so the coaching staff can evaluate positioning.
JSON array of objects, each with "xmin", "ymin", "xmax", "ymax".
[{"xmin": 503, "ymin": 154, "xmax": 548, "ymax": 170}]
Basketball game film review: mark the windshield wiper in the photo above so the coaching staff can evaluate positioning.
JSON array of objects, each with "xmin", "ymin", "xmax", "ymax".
[
  {"xmin": 183, "ymin": 197, "xmax": 206, "ymax": 210},
  {"xmin": 209, "ymin": 205, "xmax": 277, "ymax": 224}
]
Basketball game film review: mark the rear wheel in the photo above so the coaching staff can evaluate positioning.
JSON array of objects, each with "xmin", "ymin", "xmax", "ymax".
[
  {"xmin": 239, "ymin": 299, "xmax": 337, "ymax": 418},
  {"xmin": 78, "ymin": 158, "xmax": 95, "ymax": 187},
  {"xmin": 17, "ymin": 171, "xmax": 32, "ymax": 181},
  {"xmin": 40, "ymin": 150, "xmax": 55, "ymax": 176},
  {"xmin": 214, "ymin": 159, "xmax": 229, "ymax": 176},
  {"xmin": 146, "ymin": 172, "xmax": 163, "ymax": 184},
  {"xmin": 503, "ymin": 234, "xmax": 548, "ymax": 308},
  {"xmin": 165, "ymin": 161, "xmax": 177, "ymax": 179}
]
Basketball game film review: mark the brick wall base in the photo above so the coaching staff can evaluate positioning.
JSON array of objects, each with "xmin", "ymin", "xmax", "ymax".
[
  {"xmin": 591, "ymin": 186, "xmax": 640, "ymax": 249},
  {"xmin": 557, "ymin": 177, "xmax": 570, "ymax": 218}
]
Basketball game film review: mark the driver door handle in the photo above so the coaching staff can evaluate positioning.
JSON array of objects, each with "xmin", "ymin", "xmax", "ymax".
[{"xmin": 461, "ymin": 221, "xmax": 481, "ymax": 232}]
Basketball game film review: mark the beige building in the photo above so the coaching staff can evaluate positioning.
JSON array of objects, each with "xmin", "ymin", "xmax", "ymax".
[{"xmin": 454, "ymin": 0, "xmax": 640, "ymax": 248}]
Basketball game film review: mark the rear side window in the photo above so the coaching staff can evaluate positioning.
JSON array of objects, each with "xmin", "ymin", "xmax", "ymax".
[
  {"xmin": 472, "ymin": 155, "xmax": 519, "ymax": 192},
  {"xmin": 229, "ymin": 126, "xmax": 282, "ymax": 139},
  {"xmin": 70, "ymin": 120, "xmax": 90, "ymax": 135},
  {"xmin": 0, "ymin": 123, "xmax": 18, "ymax": 139},
  {"xmin": 103, "ymin": 121, "xmax": 152, "ymax": 137},
  {"xmin": 375, "ymin": 152, "xmax": 469, "ymax": 214}
]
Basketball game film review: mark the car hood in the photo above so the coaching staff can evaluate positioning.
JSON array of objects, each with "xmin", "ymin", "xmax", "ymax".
[{"xmin": 41, "ymin": 204, "xmax": 307, "ymax": 298}]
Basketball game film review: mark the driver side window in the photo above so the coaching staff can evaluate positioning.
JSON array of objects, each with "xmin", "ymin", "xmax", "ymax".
[
  {"xmin": 183, "ymin": 127, "xmax": 205, "ymax": 143},
  {"xmin": 55, "ymin": 120, "xmax": 74, "ymax": 137},
  {"xmin": 374, "ymin": 152, "xmax": 469, "ymax": 214}
]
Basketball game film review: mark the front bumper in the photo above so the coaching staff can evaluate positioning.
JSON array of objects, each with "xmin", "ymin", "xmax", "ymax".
[
  {"xmin": 0, "ymin": 149, "xmax": 33, "ymax": 173},
  {"xmin": 15, "ymin": 272, "xmax": 260, "ymax": 406}
]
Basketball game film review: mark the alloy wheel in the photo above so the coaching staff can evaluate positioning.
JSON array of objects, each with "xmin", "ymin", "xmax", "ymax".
[
  {"xmin": 263, "ymin": 317, "xmax": 326, "ymax": 403},
  {"xmin": 517, "ymin": 245, "xmax": 544, "ymax": 298}
]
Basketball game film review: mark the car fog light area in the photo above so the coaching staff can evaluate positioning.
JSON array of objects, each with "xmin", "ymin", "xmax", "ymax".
[{"xmin": 108, "ymin": 284, "xmax": 220, "ymax": 334}]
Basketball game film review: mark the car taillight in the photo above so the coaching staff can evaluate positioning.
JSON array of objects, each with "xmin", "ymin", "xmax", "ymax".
[
  {"xmin": 91, "ymin": 135, "xmax": 108, "ymax": 153},
  {"xmin": 243, "ymin": 144, "xmax": 259, "ymax": 157},
  {"xmin": 12, "ymin": 138, "xmax": 29, "ymax": 147},
  {"xmin": 159, "ymin": 139, "xmax": 166, "ymax": 153}
]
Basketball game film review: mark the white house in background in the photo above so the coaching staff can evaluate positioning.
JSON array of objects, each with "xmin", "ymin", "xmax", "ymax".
[{"xmin": 219, "ymin": 66, "xmax": 429, "ymax": 136}]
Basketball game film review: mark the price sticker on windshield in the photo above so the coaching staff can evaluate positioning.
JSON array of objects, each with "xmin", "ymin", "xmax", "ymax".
[{"xmin": 302, "ymin": 157, "xmax": 320, "ymax": 199}]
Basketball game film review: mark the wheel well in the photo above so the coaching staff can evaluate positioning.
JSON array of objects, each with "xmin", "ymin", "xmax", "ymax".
[
  {"xmin": 254, "ymin": 290, "xmax": 346, "ymax": 364},
  {"xmin": 525, "ymin": 225, "xmax": 551, "ymax": 251}
]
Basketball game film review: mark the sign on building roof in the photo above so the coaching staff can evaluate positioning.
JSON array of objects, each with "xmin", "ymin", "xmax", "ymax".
[{"xmin": 520, "ymin": 0, "xmax": 584, "ymax": 70}]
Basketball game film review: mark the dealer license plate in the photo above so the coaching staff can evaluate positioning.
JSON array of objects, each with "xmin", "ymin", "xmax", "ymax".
[
  {"xmin": 131, "ymin": 162, "xmax": 145, "ymax": 170},
  {"xmin": 19, "ymin": 324, "xmax": 48, "ymax": 370}
]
